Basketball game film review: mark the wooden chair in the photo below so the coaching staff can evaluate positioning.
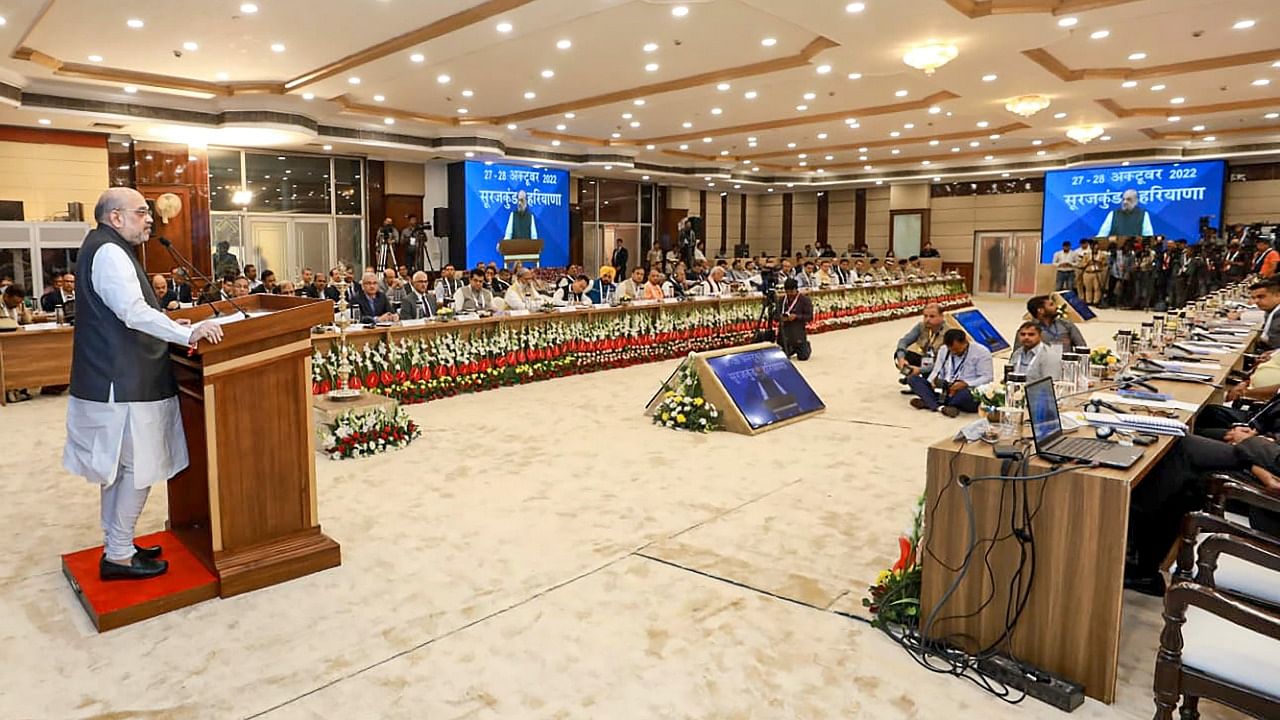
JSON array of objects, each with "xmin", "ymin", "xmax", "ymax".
[
  {"xmin": 1153, "ymin": 535, "xmax": 1280, "ymax": 719},
  {"xmin": 1175, "ymin": 477, "xmax": 1280, "ymax": 607}
]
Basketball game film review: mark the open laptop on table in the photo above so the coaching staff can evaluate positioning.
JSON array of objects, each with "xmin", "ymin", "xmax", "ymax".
[{"xmin": 1026, "ymin": 377, "xmax": 1145, "ymax": 469}]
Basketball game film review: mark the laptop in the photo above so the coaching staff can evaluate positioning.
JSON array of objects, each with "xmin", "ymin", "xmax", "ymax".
[{"xmin": 1025, "ymin": 377, "xmax": 1145, "ymax": 469}]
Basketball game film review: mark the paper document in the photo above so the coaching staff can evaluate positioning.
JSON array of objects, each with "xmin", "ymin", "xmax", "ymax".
[
  {"xmin": 1092, "ymin": 392, "xmax": 1201, "ymax": 413},
  {"xmin": 19, "ymin": 322, "xmax": 59, "ymax": 331}
]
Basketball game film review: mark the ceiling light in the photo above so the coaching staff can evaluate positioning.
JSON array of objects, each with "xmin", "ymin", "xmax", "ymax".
[
  {"xmin": 1167, "ymin": 116, "xmax": 1181, "ymax": 122},
  {"xmin": 456, "ymin": 108, "xmax": 468, "ymax": 114},
  {"xmin": 711, "ymin": 107, "xmax": 723, "ymax": 115},
  {"xmin": 556, "ymin": 124, "xmax": 567, "ymax": 131},
  {"xmin": 720, "ymin": 151, "xmax": 730, "ymax": 156},
  {"xmin": 803, "ymin": 92, "xmax": 816, "ymax": 101},
  {"xmin": 630, "ymin": 121, "xmax": 641, "ymax": 128},
  {"xmin": 645, "ymin": 63, "xmax": 659, "ymax": 72},
  {"xmin": 348, "ymin": 77, "xmax": 361, "ymax": 85},
  {"xmin": 410, "ymin": 53, "xmax": 425, "ymax": 63},
  {"xmin": 1121, "ymin": 81, "xmax": 1138, "ymax": 89},
  {"xmin": 508, "ymin": 123, "xmax": 519, "ymax": 130},
  {"xmin": 613, "ymin": 133, "xmax": 623, "ymax": 139},
  {"xmin": 1150, "ymin": 84, "xmax": 1166, "ymax": 91},
  {"xmin": 816, "ymin": 64, "xmax": 832, "ymax": 75},
  {"xmin": 38, "ymin": 118, "xmax": 51, "ymax": 125},
  {"xmin": 799, "ymin": 153, "xmax": 808, "ymax": 159},
  {"xmin": 716, "ymin": 83, "xmax": 731, "ymax": 91},
  {"xmin": 323, "ymin": 145, "xmax": 333, "ymax": 151},
  {"xmin": 240, "ymin": 3, "xmax": 258, "ymax": 13},
  {"xmin": 436, "ymin": 74, "xmax": 451, "ymax": 85},
  {"xmin": 1100, "ymin": 135, "xmax": 1111, "ymax": 141},
  {"xmin": 1036, "ymin": 150, "xmax": 1046, "ymax": 156},
  {"xmin": 982, "ymin": 74, "xmax": 998, "ymax": 82},
  {"xmin": 976, "ymin": 120, "xmax": 990, "ymax": 128},
  {"xmin": 634, "ymin": 99, "xmax": 646, "ymax": 106},
  {"xmin": 796, "ymin": 105, "xmax": 809, "ymax": 111},
  {"xmin": 951, "ymin": 147, "xmax": 960, "ymax": 152},
  {"xmin": 126, "ymin": 18, "xmax": 144, "ymax": 29},
  {"xmin": 969, "ymin": 140, "xmax": 981, "ymax": 147},
  {"xmin": 904, "ymin": 123, "xmax": 916, "ymax": 129},
  {"xmin": 565, "ymin": 112, "xmax": 576, "ymax": 119},
  {"xmin": 679, "ymin": 144, "xmax": 689, "ymax": 150},
  {"xmin": 541, "ymin": 69, "xmax": 555, "ymax": 79},
  {"xmin": 798, "ymin": 161, "xmax": 808, "ymax": 167},
  {"xmin": 929, "ymin": 140, "xmax": 939, "ymax": 146},
  {"xmin": 903, "ymin": 43, "xmax": 958, "ymax": 75},
  {"xmin": 643, "ymin": 42, "xmax": 659, "ymax": 53},
  {"xmin": 1128, "ymin": 52, "xmax": 1147, "ymax": 61},
  {"xmin": 216, "ymin": 71, "xmax": 229, "ymax": 80},
  {"xmin": 1091, "ymin": 29, "xmax": 1110, "ymax": 40},
  {"xmin": 622, "ymin": 112, "xmax": 633, "ymax": 119},
  {"xmin": 123, "ymin": 85, "xmax": 137, "ymax": 94},
  {"xmin": 846, "ymin": 2, "xmax": 866, "ymax": 12},
  {"xmin": 1004, "ymin": 95, "xmax": 1049, "ymax": 117},
  {"xmin": 1001, "ymin": 172, "xmax": 1010, "ymax": 178},
  {"xmin": 182, "ymin": 41, "xmax": 199, "ymax": 51},
  {"xmin": 88, "ymin": 54, "xmax": 104, "ymax": 62},
  {"xmin": 895, "ymin": 89, "xmax": 909, "ymax": 97},
  {"xmin": 671, "ymin": 5, "xmax": 689, "ymax": 17},
  {"xmin": 1031, "ymin": 139, "xmax": 1042, "ymax": 145},
  {"xmin": 465, "ymin": 152, "xmax": 475, "ymax": 158},
  {"xmin": 1170, "ymin": 96, "xmax": 1185, "ymax": 104},
  {"xmin": 1066, "ymin": 125, "xmax": 1104, "ymax": 143},
  {"xmin": 787, "ymin": 142, "xmax": 797, "ymax": 148},
  {"xmin": 1254, "ymin": 79, "xmax": 1271, "ymax": 86},
  {"xmin": 1192, "ymin": 124, "xmax": 1206, "ymax": 131},
  {"xmin": 928, "ymin": 106, "xmax": 942, "ymax": 114},
  {"xmin": 848, "ymin": 72, "xmax": 862, "ymax": 80},
  {"xmin": 642, "ymin": 175, "xmax": 651, "ymax": 180},
  {"xmin": 496, "ymin": 22, "xmax": 513, "ymax": 33},
  {"xmin": 984, "ymin": 155, "xmax": 994, "ymax": 160},
  {"xmin": 524, "ymin": 91, "xmax": 536, "ymax": 99},
  {"xmin": 1266, "ymin": 113, "xmax": 1279, "ymax": 120},
  {"xmin": 1057, "ymin": 16, "xmax": 1078, "ymax": 28},
  {"xmin": 761, "ymin": 37, "xmax": 777, "ymax": 47},
  {"xmin": 383, "ymin": 117, "xmax": 395, "ymax": 125},
  {"xmin": 890, "ymin": 131, "xmax": 901, "ymax": 137},
  {"xmin": 817, "ymin": 132, "xmax": 828, "ymax": 139},
  {"xmin": 891, "ymin": 149, "xmax": 900, "ymax": 155},
  {"xmin": 1053, "ymin": 112, "xmax": 1067, "ymax": 119},
  {"xmin": 551, "ymin": 140, "xmax": 561, "ymax": 146},
  {"xmin": 1203, "ymin": 136, "xmax": 1216, "ymax": 142},
  {"xmin": 682, "ymin": 121, "xmax": 693, "ymax": 128},
  {"xmin": 1233, "ymin": 20, "xmax": 1256, "ymax": 30},
  {"xmin": 744, "ymin": 91, "xmax": 758, "ymax": 99},
  {"xmin": 301, "ymin": 92, "xmax": 314, "ymax": 100},
  {"xmin": 557, "ymin": 39, "xmax": 572, "ymax": 50},
  {"xmin": 462, "ymin": 89, "xmax": 474, "ymax": 97},
  {"xmin": 921, "ymin": 160, "xmax": 930, "ymax": 165},
  {"xmin": 271, "ymin": 43, "xmax": 285, "ymax": 53},
  {"xmin": 702, "ymin": 137, "xmax": 712, "ymax": 143},
  {"xmin": 989, "ymin": 134, "xmax": 1001, "ymax": 140}
]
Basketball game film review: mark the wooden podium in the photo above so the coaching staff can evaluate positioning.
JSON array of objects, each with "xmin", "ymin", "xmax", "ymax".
[
  {"xmin": 167, "ymin": 294, "xmax": 341, "ymax": 597},
  {"xmin": 498, "ymin": 239, "xmax": 543, "ymax": 267}
]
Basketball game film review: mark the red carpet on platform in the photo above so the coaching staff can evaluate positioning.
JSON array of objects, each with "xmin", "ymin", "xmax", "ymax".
[{"xmin": 61, "ymin": 530, "xmax": 219, "ymax": 632}]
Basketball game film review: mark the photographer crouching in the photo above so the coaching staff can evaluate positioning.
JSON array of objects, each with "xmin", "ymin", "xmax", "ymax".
[{"xmin": 779, "ymin": 278, "xmax": 813, "ymax": 361}]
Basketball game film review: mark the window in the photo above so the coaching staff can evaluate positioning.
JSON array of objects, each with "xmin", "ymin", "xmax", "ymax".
[
  {"xmin": 333, "ymin": 159, "xmax": 362, "ymax": 216},
  {"xmin": 243, "ymin": 153, "xmax": 332, "ymax": 214},
  {"xmin": 0, "ymin": 247, "xmax": 33, "ymax": 290},
  {"xmin": 208, "ymin": 148, "xmax": 242, "ymax": 212},
  {"xmin": 335, "ymin": 218, "xmax": 363, "ymax": 272},
  {"xmin": 40, "ymin": 248, "xmax": 79, "ymax": 287}
]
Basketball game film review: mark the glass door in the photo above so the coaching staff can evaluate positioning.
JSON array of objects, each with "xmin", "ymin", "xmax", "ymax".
[
  {"xmin": 974, "ymin": 231, "xmax": 1042, "ymax": 297},
  {"xmin": 246, "ymin": 217, "xmax": 289, "ymax": 279},
  {"xmin": 294, "ymin": 218, "xmax": 334, "ymax": 281}
]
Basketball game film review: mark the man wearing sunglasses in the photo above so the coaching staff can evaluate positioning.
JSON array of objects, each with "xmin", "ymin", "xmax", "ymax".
[{"xmin": 63, "ymin": 188, "xmax": 225, "ymax": 581}]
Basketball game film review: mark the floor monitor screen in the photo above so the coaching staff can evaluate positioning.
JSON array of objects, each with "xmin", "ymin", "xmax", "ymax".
[
  {"xmin": 1058, "ymin": 289, "xmax": 1096, "ymax": 321},
  {"xmin": 705, "ymin": 346, "xmax": 825, "ymax": 429},
  {"xmin": 950, "ymin": 308, "xmax": 1010, "ymax": 353}
]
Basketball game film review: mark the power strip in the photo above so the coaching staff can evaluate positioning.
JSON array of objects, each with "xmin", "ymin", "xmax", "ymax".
[{"xmin": 976, "ymin": 654, "xmax": 1085, "ymax": 712}]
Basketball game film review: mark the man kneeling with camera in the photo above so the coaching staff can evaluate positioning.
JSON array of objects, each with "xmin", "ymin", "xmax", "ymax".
[
  {"xmin": 905, "ymin": 328, "xmax": 993, "ymax": 417},
  {"xmin": 778, "ymin": 278, "xmax": 813, "ymax": 360}
]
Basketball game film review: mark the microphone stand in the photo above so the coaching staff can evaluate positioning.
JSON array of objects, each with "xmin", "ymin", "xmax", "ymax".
[{"xmin": 159, "ymin": 237, "xmax": 251, "ymax": 319}]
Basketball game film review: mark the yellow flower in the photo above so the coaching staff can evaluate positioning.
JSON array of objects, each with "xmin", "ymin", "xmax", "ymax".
[
  {"xmin": 1107, "ymin": 356, "xmax": 1118, "ymax": 365},
  {"xmin": 676, "ymin": 414, "xmax": 686, "ymax": 423},
  {"xmin": 876, "ymin": 569, "xmax": 892, "ymax": 585},
  {"xmin": 661, "ymin": 413, "xmax": 670, "ymax": 421},
  {"xmin": 694, "ymin": 397, "xmax": 704, "ymax": 406},
  {"xmin": 665, "ymin": 391, "xmax": 675, "ymax": 399}
]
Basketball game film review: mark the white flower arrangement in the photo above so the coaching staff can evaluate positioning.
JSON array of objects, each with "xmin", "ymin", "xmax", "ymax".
[{"xmin": 321, "ymin": 407, "xmax": 422, "ymax": 460}]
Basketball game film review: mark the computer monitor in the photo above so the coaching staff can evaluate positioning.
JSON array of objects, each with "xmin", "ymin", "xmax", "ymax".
[
  {"xmin": 949, "ymin": 308, "xmax": 1010, "ymax": 353},
  {"xmin": 1026, "ymin": 377, "xmax": 1063, "ymax": 452}
]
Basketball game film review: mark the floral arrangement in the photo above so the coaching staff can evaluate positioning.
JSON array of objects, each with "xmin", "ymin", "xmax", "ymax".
[
  {"xmin": 652, "ymin": 358, "xmax": 721, "ymax": 433},
  {"xmin": 1089, "ymin": 346, "xmax": 1118, "ymax": 366},
  {"xmin": 311, "ymin": 280, "xmax": 970, "ymax": 406},
  {"xmin": 863, "ymin": 495, "xmax": 925, "ymax": 629},
  {"xmin": 971, "ymin": 381, "xmax": 1007, "ymax": 411},
  {"xmin": 320, "ymin": 407, "xmax": 421, "ymax": 460},
  {"xmin": 435, "ymin": 306, "xmax": 456, "ymax": 321}
]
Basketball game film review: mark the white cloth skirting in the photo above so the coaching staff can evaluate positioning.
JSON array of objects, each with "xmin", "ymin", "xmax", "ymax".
[{"xmin": 63, "ymin": 394, "xmax": 189, "ymax": 489}]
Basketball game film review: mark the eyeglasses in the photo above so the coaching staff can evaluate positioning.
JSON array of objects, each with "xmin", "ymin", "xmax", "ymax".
[{"xmin": 112, "ymin": 207, "xmax": 152, "ymax": 217}]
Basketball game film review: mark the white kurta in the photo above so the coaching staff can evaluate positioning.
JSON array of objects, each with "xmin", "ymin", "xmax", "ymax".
[{"xmin": 63, "ymin": 243, "xmax": 195, "ymax": 490}]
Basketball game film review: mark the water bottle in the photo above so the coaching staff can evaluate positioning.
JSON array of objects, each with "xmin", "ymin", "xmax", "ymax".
[
  {"xmin": 1006, "ymin": 372, "xmax": 1027, "ymax": 410},
  {"xmin": 55, "ymin": 306, "xmax": 65, "ymax": 326},
  {"xmin": 1139, "ymin": 321, "xmax": 1153, "ymax": 351}
]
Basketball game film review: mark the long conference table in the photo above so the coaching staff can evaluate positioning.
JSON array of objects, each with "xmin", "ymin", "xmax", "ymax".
[
  {"xmin": 0, "ymin": 278, "xmax": 969, "ymax": 405},
  {"xmin": 919, "ymin": 321, "xmax": 1254, "ymax": 704}
]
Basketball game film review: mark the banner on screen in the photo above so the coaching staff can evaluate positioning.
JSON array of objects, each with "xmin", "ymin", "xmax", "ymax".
[
  {"xmin": 1040, "ymin": 160, "xmax": 1225, "ymax": 262},
  {"xmin": 463, "ymin": 161, "xmax": 569, "ymax": 267},
  {"xmin": 705, "ymin": 346, "xmax": 825, "ymax": 430}
]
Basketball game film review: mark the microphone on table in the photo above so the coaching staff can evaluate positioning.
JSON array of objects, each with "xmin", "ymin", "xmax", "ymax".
[{"xmin": 159, "ymin": 237, "xmax": 250, "ymax": 319}]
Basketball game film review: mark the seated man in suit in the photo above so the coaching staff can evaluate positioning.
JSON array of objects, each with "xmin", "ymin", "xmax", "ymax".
[
  {"xmin": 232, "ymin": 276, "xmax": 252, "ymax": 298},
  {"xmin": 552, "ymin": 275, "xmax": 593, "ymax": 307},
  {"xmin": 168, "ymin": 267, "xmax": 194, "ymax": 304},
  {"xmin": 1008, "ymin": 321, "xmax": 1061, "ymax": 382},
  {"xmin": 354, "ymin": 271, "xmax": 397, "ymax": 323},
  {"xmin": 906, "ymin": 328, "xmax": 994, "ymax": 417},
  {"xmin": 322, "ymin": 274, "xmax": 342, "ymax": 304},
  {"xmin": 453, "ymin": 268, "xmax": 496, "ymax": 313},
  {"xmin": 435, "ymin": 264, "xmax": 463, "ymax": 308},
  {"xmin": 778, "ymin": 278, "xmax": 813, "ymax": 360},
  {"xmin": 399, "ymin": 271, "xmax": 438, "ymax": 320},
  {"xmin": 664, "ymin": 267, "xmax": 690, "ymax": 298},
  {"xmin": 250, "ymin": 269, "xmax": 277, "ymax": 294},
  {"xmin": 1249, "ymin": 278, "xmax": 1280, "ymax": 352},
  {"xmin": 153, "ymin": 273, "xmax": 181, "ymax": 311},
  {"xmin": 41, "ymin": 272, "xmax": 73, "ymax": 312},
  {"xmin": 297, "ymin": 273, "xmax": 322, "ymax": 299},
  {"xmin": 504, "ymin": 267, "xmax": 548, "ymax": 312}
]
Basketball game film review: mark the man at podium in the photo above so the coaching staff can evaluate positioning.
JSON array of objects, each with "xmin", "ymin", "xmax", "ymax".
[
  {"xmin": 503, "ymin": 190, "xmax": 539, "ymax": 243},
  {"xmin": 63, "ymin": 188, "xmax": 224, "ymax": 581}
]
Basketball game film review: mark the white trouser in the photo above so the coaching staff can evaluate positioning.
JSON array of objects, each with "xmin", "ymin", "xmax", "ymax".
[{"xmin": 100, "ymin": 416, "xmax": 151, "ymax": 562}]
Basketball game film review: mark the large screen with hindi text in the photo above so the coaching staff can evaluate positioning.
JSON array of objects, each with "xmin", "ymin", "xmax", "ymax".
[
  {"xmin": 1040, "ymin": 160, "xmax": 1225, "ymax": 263},
  {"xmin": 463, "ymin": 161, "xmax": 569, "ymax": 267}
]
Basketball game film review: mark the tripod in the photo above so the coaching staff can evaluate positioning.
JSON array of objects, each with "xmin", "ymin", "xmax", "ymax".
[
  {"xmin": 375, "ymin": 228, "xmax": 399, "ymax": 272},
  {"xmin": 752, "ymin": 289, "xmax": 780, "ymax": 343}
]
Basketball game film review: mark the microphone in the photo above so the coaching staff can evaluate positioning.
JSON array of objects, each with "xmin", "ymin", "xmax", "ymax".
[{"xmin": 159, "ymin": 237, "xmax": 250, "ymax": 319}]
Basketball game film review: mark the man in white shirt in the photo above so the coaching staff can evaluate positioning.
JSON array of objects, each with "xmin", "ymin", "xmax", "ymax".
[
  {"xmin": 64, "ymin": 188, "xmax": 224, "ymax": 581},
  {"xmin": 1008, "ymin": 322, "xmax": 1062, "ymax": 383},
  {"xmin": 504, "ymin": 267, "xmax": 547, "ymax": 311},
  {"xmin": 696, "ymin": 266, "xmax": 730, "ymax": 296},
  {"xmin": 1052, "ymin": 241, "xmax": 1077, "ymax": 292},
  {"xmin": 616, "ymin": 267, "xmax": 647, "ymax": 300},
  {"xmin": 453, "ymin": 268, "xmax": 496, "ymax": 313},
  {"xmin": 552, "ymin": 275, "xmax": 593, "ymax": 306}
]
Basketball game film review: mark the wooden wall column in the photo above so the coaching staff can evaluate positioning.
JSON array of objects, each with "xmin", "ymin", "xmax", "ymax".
[{"xmin": 781, "ymin": 193, "xmax": 794, "ymax": 256}]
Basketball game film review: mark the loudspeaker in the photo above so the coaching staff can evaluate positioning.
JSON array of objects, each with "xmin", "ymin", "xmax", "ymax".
[{"xmin": 433, "ymin": 207, "xmax": 450, "ymax": 237}]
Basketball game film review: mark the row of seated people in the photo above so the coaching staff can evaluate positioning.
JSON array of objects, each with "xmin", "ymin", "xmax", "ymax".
[{"xmin": 891, "ymin": 294, "xmax": 1088, "ymax": 417}]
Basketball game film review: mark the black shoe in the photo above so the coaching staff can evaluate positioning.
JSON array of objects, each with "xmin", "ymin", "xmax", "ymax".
[
  {"xmin": 1123, "ymin": 570, "xmax": 1166, "ymax": 597},
  {"xmin": 134, "ymin": 544, "xmax": 163, "ymax": 560},
  {"xmin": 898, "ymin": 375, "xmax": 909, "ymax": 385},
  {"xmin": 99, "ymin": 555, "xmax": 169, "ymax": 581}
]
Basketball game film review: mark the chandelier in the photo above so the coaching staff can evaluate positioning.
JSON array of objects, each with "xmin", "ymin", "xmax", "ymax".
[
  {"xmin": 902, "ymin": 43, "xmax": 958, "ymax": 76},
  {"xmin": 1066, "ymin": 126, "xmax": 1105, "ymax": 144},
  {"xmin": 1004, "ymin": 94, "xmax": 1051, "ymax": 118}
]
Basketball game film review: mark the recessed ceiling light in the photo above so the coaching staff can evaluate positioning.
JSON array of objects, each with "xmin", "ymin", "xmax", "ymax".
[
  {"xmin": 461, "ymin": 89, "xmax": 474, "ymax": 98},
  {"xmin": 889, "ymin": 131, "xmax": 901, "ymax": 138},
  {"xmin": 976, "ymin": 121, "xmax": 989, "ymax": 128},
  {"xmin": 1001, "ymin": 172, "xmax": 1010, "ymax": 177},
  {"xmin": 711, "ymin": 107, "xmax": 723, "ymax": 115},
  {"xmin": 643, "ymin": 42, "xmax": 659, "ymax": 53},
  {"xmin": 863, "ymin": 164, "xmax": 872, "ymax": 170},
  {"xmin": 798, "ymin": 153, "xmax": 808, "ymax": 159},
  {"xmin": 496, "ymin": 22, "xmax": 513, "ymax": 33},
  {"xmin": 126, "ymin": 18, "xmax": 144, "ymax": 29},
  {"xmin": 744, "ymin": 90, "xmax": 758, "ymax": 99},
  {"xmin": 1031, "ymin": 139, "xmax": 1043, "ymax": 145},
  {"xmin": 721, "ymin": 151, "xmax": 730, "ymax": 156},
  {"xmin": 645, "ymin": 63, "xmax": 659, "ymax": 72},
  {"xmin": 1266, "ymin": 113, "xmax": 1279, "ymax": 120},
  {"xmin": 928, "ymin": 106, "xmax": 942, "ymax": 114},
  {"xmin": 621, "ymin": 112, "xmax": 633, "ymax": 120},
  {"xmin": 216, "ymin": 71, "xmax": 229, "ymax": 80},
  {"xmin": 803, "ymin": 92, "xmax": 816, "ymax": 101},
  {"xmin": 565, "ymin": 112, "xmax": 576, "ymax": 119},
  {"xmin": 891, "ymin": 149, "xmax": 900, "ymax": 155},
  {"xmin": 240, "ymin": 3, "xmax": 258, "ymax": 13},
  {"xmin": 816, "ymin": 64, "xmax": 832, "ymax": 75},
  {"xmin": 556, "ymin": 124, "xmax": 567, "ymax": 131},
  {"xmin": 1128, "ymin": 52, "xmax": 1147, "ymax": 61},
  {"xmin": 1170, "ymin": 96, "xmax": 1185, "ymax": 104},
  {"xmin": 384, "ymin": 117, "xmax": 395, "ymax": 125},
  {"xmin": 437, "ymin": 74, "xmax": 451, "ymax": 84},
  {"xmin": 1122, "ymin": 80, "xmax": 1138, "ymax": 88},
  {"xmin": 271, "ymin": 43, "xmax": 285, "ymax": 53},
  {"xmin": 557, "ymin": 39, "xmax": 572, "ymax": 50},
  {"xmin": 322, "ymin": 144, "xmax": 333, "ymax": 151},
  {"xmin": 702, "ymin": 137, "xmax": 712, "ymax": 143},
  {"xmin": 630, "ymin": 121, "xmax": 641, "ymax": 128},
  {"xmin": 1090, "ymin": 29, "xmax": 1110, "ymax": 39},
  {"xmin": 682, "ymin": 121, "xmax": 693, "ymax": 128},
  {"xmin": 989, "ymin": 134, "xmax": 1001, "ymax": 140},
  {"xmin": 348, "ymin": 77, "xmax": 361, "ymax": 85},
  {"xmin": 671, "ymin": 5, "xmax": 689, "ymax": 17},
  {"xmin": 1254, "ymin": 78, "xmax": 1271, "ymax": 86},
  {"xmin": 1053, "ymin": 112, "xmax": 1067, "ymax": 119},
  {"xmin": 848, "ymin": 72, "xmax": 863, "ymax": 80},
  {"xmin": 796, "ymin": 104, "xmax": 808, "ymax": 111},
  {"xmin": 929, "ymin": 140, "xmax": 940, "ymax": 146},
  {"xmin": 984, "ymin": 155, "xmax": 994, "ymax": 160},
  {"xmin": 1233, "ymin": 20, "xmax": 1256, "ymax": 30},
  {"xmin": 37, "ymin": 118, "xmax": 51, "ymax": 125},
  {"xmin": 904, "ymin": 123, "xmax": 915, "ymax": 129},
  {"xmin": 1150, "ymin": 84, "xmax": 1166, "ymax": 91},
  {"xmin": 182, "ymin": 41, "xmax": 199, "ymax": 51},
  {"xmin": 634, "ymin": 99, "xmax": 646, "ymax": 106},
  {"xmin": 551, "ymin": 140, "xmax": 561, "ymax": 146},
  {"xmin": 716, "ymin": 83, "xmax": 731, "ymax": 91},
  {"xmin": 410, "ymin": 53, "xmax": 425, "ymax": 63},
  {"xmin": 465, "ymin": 152, "xmax": 475, "ymax": 158},
  {"xmin": 761, "ymin": 37, "xmax": 777, "ymax": 47},
  {"xmin": 301, "ymin": 92, "xmax": 314, "ymax": 100},
  {"xmin": 825, "ymin": 155, "xmax": 834, "ymax": 161},
  {"xmin": 88, "ymin": 54, "xmax": 104, "ymax": 62},
  {"xmin": 613, "ymin": 133, "xmax": 624, "ymax": 139},
  {"xmin": 846, "ymin": 2, "xmax": 866, "ymax": 12},
  {"xmin": 541, "ymin": 69, "xmax": 555, "ymax": 79},
  {"xmin": 457, "ymin": 108, "xmax": 469, "ymax": 114},
  {"xmin": 523, "ymin": 91, "xmax": 536, "ymax": 99},
  {"xmin": 1192, "ymin": 124, "xmax": 1206, "ymax": 131},
  {"xmin": 508, "ymin": 123, "xmax": 519, "ymax": 130},
  {"xmin": 1036, "ymin": 150, "xmax": 1046, "ymax": 156},
  {"xmin": 1100, "ymin": 135, "xmax": 1112, "ymax": 141},
  {"xmin": 123, "ymin": 85, "xmax": 137, "ymax": 93},
  {"xmin": 1058, "ymin": 17, "xmax": 1078, "ymax": 27},
  {"xmin": 679, "ymin": 144, "xmax": 689, "ymax": 150},
  {"xmin": 1167, "ymin": 116, "xmax": 1181, "ymax": 122},
  {"xmin": 951, "ymin": 147, "xmax": 960, "ymax": 152},
  {"xmin": 895, "ymin": 89, "xmax": 909, "ymax": 97},
  {"xmin": 817, "ymin": 132, "xmax": 828, "ymax": 139},
  {"xmin": 1203, "ymin": 136, "xmax": 1216, "ymax": 142},
  {"xmin": 982, "ymin": 74, "xmax": 998, "ymax": 82},
  {"xmin": 798, "ymin": 161, "xmax": 808, "ymax": 167},
  {"xmin": 969, "ymin": 140, "xmax": 981, "ymax": 147},
  {"xmin": 787, "ymin": 142, "xmax": 797, "ymax": 148}
]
